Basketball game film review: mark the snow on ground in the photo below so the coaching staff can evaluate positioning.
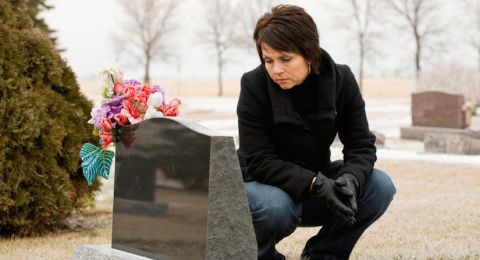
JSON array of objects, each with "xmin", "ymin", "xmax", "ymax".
[
  {"xmin": 82, "ymin": 85, "xmax": 479, "ymax": 166},
  {"xmin": 330, "ymin": 147, "xmax": 480, "ymax": 166},
  {"xmin": 181, "ymin": 96, "xmax": 480, "ymax": 166}
]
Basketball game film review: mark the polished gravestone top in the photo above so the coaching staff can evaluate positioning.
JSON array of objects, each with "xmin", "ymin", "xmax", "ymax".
[{"xmin": 111, "ymin": 117, "xmax": 256, "ymax": 260}]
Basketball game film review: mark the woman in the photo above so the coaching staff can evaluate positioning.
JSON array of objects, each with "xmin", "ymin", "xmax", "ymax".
[{"xmin": 236, "ymin": 5, "xmax": 396, "ymax": 260}]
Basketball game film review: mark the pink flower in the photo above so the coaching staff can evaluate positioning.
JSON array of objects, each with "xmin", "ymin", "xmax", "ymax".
[
  {"xmin": 123, "ymin": 98, "xmax": 133, "ymax": 111},
  {"xmin": 100, "ymin": 118, "xmax": 113, "ymax": 132},
  {"xmin": 163, "ymin": 106, "xmax": 179, "ymax": 116},
  {"xmin": 121, "ymin": 108, "xmax": 143, "ymax": 125},
  {"xmin": 129, "ymin": 106, "xmax": 141, "ymax": 119},
  {"xmin": 141, "ymin": 85, "xmax": 153, "ymax": 95},
  {"xmin": 123, "ymin": 98, "xmax": 143, "ymax": 119},
  {"xmin": 124, "ymin": 86, "xmax": 137, "ymax": 100},
  {"xmin": 139, "ymin": 101, "xmax": 148, "ymax": 113},
  {"xmin": 138, "ymin": 92, "xmax": 150, "ymax": 105},
  {"xmin": 159, "ymin": 103, "xmax": 179, "ymax": 116},
  {"xmin": 169, "ymin": 98, "xmax": 182, "ymax": 108},
  {"xmin": 113, "ymin": 82, "xmax": 124, "ymax": 95},
  {"xmin": 158, "ymin": 103, "xmax": 169, "ymax": 113},
  {"xmin": 114, "ymin": 114, "xmax": 129, "ymax": 126},
  {"xmin": 99, "ymin": 130, "xmax": 113, "ymax": 147}
]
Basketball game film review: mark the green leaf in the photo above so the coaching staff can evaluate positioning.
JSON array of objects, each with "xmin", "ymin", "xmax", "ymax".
[
  {"xmin": 102, "ymin": 86, "xmax": 110, "ymax": 99},
  {"xmin": 79, "ymin": 143, "xmax": 115, "ymax": 186}
]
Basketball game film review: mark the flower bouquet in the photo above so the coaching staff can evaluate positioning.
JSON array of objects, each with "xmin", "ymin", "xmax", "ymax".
[{"xmin": 80, "ymin": 69, "xmax": 182, "ymax": 186}]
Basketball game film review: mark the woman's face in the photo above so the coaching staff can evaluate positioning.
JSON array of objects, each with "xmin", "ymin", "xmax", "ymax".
[{"xmin": 261, "ymin": 43, "xmax": 310, "ymax": 90}]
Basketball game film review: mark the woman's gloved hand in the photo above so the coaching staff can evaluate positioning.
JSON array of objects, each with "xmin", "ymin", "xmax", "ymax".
[
  {"xmin": 335, "ymin": 173, "xmax": 359, "ymax": 214},
  {"xmin": 311, "ymin": 172, "xmax": 356, "ymax": 226}
]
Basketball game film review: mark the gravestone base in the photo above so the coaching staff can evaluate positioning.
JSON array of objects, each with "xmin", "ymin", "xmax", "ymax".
[
  {"xmin": 400, "ymin": 126, "xmax": 480, "ymax": 141},
  {"xmin": 424, "ymin": 133, "xmax": 480, "ymax": 155},
  {"xmin": 74, "ymin": 244, "xmax": 152, "ymax": 260},
  {"xmin": 372, "ymin": 130, "xmax": 386, "ymax": 147}
]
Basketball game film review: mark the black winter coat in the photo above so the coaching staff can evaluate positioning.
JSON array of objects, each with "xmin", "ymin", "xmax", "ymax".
[{"xmin": 236, "ymin": 50, "xmax": 376, "ymax": 202}]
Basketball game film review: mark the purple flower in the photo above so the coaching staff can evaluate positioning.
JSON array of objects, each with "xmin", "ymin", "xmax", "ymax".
[
  {"xmin": 91, "ymin": 106, "xmax": 108, "ymax": 129},
  {"xmin": 123, "ymin": 79, "xmax": 142, "ymax": 88},
  {"xmin": 101, "ymin": 95, "xmax": 125, "ymax": 127},
  {"xmin": 103, "ymin": 95, "xmax": 124, "ymax": 108}
]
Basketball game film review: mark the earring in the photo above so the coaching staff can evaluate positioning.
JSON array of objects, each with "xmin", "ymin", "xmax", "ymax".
[{"xmin": 308, "ymin": 62, "xmax": 312, "ymax": 74}]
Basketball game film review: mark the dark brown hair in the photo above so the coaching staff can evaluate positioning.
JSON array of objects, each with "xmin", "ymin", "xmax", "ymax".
[{"xmin": 253, "ymin": 5, "xmax": 322, "ymax": 74}]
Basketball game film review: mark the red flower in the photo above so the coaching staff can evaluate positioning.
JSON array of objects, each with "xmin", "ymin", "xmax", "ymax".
[
  {"xmin": 113, "ymin": 82, "xmax": 124, "ymax": 95},
  {"xmin": 163, "ymin": 105, "xmax": 179, "ymax": 116},
  {"xmin": 138, "ymin": 92, "xmax": 150, "ymax": 104},
  {"xmin": 130, "ymin": 105, "xmax": 141, "ymax": 119},
  {"xmin": 100, "ymin": 118, "xmax": 113, "ymax": 132},
  {"xmin": 169, "ymin": 98, "xmax": 182, "ymax": 108},
  {"xmin": 123, "ymin": 99, "xmax": 133, "ymax": 111},
  {"xmin": 141, "ymin": 85, "xmax": 153, "ymax": 95},
  {"xmin": 114, "ymin": 114, "xmax": 129, "ymax": 126},
  {"xmin": 124, "ymin": 86, "xmax": 137, "ymax": 100},
  {"xmin": 99, "ymin": 130, "xmax": 113, "ymax": 147}
]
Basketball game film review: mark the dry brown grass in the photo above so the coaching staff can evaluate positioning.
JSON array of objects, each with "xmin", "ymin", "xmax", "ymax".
[
  {"xmin": 0, "ymin": 216, "xmax": 111, "ymax": 260},
  {"xmin": 1, "ymin": 159, "xmax": 479, "ymax": 259},
  {"xmin": 277, "ymin": 159, "xmax": 480, "ymax": 259}
]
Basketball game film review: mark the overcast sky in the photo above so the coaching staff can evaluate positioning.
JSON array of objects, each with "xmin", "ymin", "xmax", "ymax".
[{"xmin": 41, "ymin": 0, "xmax": 474, "ymax": 81}]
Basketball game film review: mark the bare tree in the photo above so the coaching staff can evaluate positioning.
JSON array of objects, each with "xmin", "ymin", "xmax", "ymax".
[
  {"xmin": 116, "ymin": 0, "xmax": 181, "ymax": 83},
  {"xmin": 462, "ymin": 0, "xmax": 480, "ymax": 74},
  {"xmin": 417, "ymin": 63, "xmax": 480, "ymax": 106},
  {"xmin": 200, "ymin": 0, "xmax": 239, "ymax": 96},
  {"xmin": 235, "ymin": 0, "xmax": 276, "ymax": 53},
  {"xmin": 387, "ymin": 0, "xmax": 447, "ymax": 78},
  {"xmin": 332, "ymin": 0, "xmax": 382, "ymax": 93}
]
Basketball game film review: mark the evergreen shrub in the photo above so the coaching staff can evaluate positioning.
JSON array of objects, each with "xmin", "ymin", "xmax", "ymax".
[{"xmin": 0, "ymin": 0, "xmax": 100, "ymax": 237}]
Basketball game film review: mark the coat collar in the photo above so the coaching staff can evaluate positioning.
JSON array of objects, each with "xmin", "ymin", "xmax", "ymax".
[{"xmin": 265, "ymin": 49, "xmax": 337, "ymax": 126}]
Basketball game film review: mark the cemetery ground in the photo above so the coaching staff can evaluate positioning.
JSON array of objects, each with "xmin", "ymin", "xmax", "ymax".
[{"xmin": 1, "ymin": 80, "xmax": 479, "ymax": 259}]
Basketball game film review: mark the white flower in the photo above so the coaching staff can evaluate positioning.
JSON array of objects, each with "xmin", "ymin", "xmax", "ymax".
[
  {"xmin": 144, "ymin": 107, "xmax": 164, "ymax": 120},
  {"xmin": 147, "ymin": 92, "xmax": 164, "ymax": 108},
  {"xmin": 101, "ymin": 68, "xmax": 123, "ymax": 84},
  {"xmin": 100, "ymin": 68, "xmax": 124, "ymax": 96}
]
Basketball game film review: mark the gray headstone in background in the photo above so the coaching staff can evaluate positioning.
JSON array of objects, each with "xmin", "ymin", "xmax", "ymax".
[
  {"xmin": 425, "ymin": 133, "xmax": 480, "ymax": 155},
  {"xmin": 75, "ymin": 117, "xmax": 256, "ymax": 260},
  {"xmin": 371, "ymin": 131, "xmax": 385, "ymax": 147},
  {"xmin": 400, "ymin": 126, "xmax": 480, "ymax": 141},
  {"xmin": 412, "ymin": 91, "xmax": 468, "ymax": 129}
]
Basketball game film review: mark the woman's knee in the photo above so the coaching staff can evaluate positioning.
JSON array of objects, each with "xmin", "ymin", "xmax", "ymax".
[
  {"xmin": 245, "ymin": 182, "xmax": 300, "ymax": 237},
  {"xmin": 361, "ymin": 169, "xmax": 396, "ymax": 209},
  {"xmin": 372, "ymin": 169, "xmax": 396, "ymax": 200}
]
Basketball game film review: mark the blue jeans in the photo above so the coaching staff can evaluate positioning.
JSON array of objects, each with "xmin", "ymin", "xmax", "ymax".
[{"xmin": 245, "ymin": 169, "xmax": 396, "ymax": 260}]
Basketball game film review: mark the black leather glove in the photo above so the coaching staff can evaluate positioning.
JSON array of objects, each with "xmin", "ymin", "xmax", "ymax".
[
  {"xmin": 335, "ymin": 173, "xmax": 359, "ymax": 214},
  {"xmin": 311, "ymin": 172, "xmax": 356, "ymax": 226}
]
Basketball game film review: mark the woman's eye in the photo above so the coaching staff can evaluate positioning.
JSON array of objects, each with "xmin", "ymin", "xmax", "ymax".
[
  {"xmin": 281, "ymin": 57, "xmax": 291, "ymax": 62},
  {"xmin": 264, "ymin": 60, "xmax": 273, "ymax": 64}
]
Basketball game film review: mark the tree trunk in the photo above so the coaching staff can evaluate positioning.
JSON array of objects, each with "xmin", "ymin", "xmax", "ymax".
[
  {"xmin": 477, "ymin": 46, "xmax": 480, "ymax": 75},
  {"xmin": 144, "ymin": 53, "xmax": 151, "ymax": 84},
  {"xmin": 358, "ymin": 35, "xmax": 365, "ymax": 94},
  {"xmin": 415, "ymin": 35, "xmax": 421, "ymax": 79},
  {"xmin": 217, "ymin": 51, "xmax": 223, "ymax": 96}
]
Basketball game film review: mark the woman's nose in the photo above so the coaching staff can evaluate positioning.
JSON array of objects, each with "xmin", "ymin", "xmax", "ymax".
[{"xmin": 272, "ymin": 63, "xmax": 284, "ymax": 74}]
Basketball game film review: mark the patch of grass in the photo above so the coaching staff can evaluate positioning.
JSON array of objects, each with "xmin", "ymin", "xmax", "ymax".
[
  {"xmin": 277, "ymin": 160, "xmax": 480, "ymax": 259},
  {"xmin": 1, "ymin": 159, "xmax": 479, "ymax": 259}
]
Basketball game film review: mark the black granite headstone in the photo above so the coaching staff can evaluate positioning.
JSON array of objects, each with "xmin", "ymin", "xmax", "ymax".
[{"xmin": 111, "ymin": 117, "xmax": 256, "ymax": 260}]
